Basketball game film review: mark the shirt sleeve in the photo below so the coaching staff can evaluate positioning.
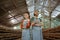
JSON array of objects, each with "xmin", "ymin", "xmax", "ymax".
[
  {"xmin": 26, "ymin": 21, "xmax": 31, "ymax": 28},
  {"xmin": 30, "ymin": 17, "xmax": 34, "ymax": 22},
  {"xmin": 39, "ymin": 18, "xmax": 42, "ymax": 22}
]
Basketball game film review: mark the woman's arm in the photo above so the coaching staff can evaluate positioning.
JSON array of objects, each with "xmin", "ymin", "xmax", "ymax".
[
  {"xmin": 26, "ymin": 20, "xmax": 31, "ymax": 28},
  {"xmin": 20, "ymin": 20, "xmax": 24, "ymax": 29},
  {"xmin": 40, "ymin": 22, "xmax": 44, "ymax": 26},
  {"xmin": 33, "ymin": 22, "xmax": 43, "ymax": 27},
  {"xmin": 30, "ymin": 17, "xmax": 35, "ymax": 26}
]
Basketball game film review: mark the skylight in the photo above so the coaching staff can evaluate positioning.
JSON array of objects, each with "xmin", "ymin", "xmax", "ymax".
[{"xmin": 52, "ymin": 5, "xmax": 60, "ymax": 18}]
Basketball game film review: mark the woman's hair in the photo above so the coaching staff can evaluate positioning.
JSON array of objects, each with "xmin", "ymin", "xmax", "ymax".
[
  {"xmin": 34, "ymin": 10, "xmax": 39, "ymax": 16},
  {"xmin": 23, "ymin": 12, "xmax": 30, "ymax": 19}
]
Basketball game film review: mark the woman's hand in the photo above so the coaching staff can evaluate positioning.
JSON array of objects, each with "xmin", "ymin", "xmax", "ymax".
[
  {"xmin": 35, "ymin": 24, "xmax": 41, "ymax": 26},
  {"xmin": 31, "ymin": 22, "xmax": 35, "ymax": 26},
  {"xmin": 35, "ymin": 22, "xmax": 44, "ymax": 26}
]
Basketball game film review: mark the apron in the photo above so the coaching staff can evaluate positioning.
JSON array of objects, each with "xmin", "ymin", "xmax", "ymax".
[
  {"xmin": 31, "ymin": 17, "xmax": 43, "ymax": 40},
  {"xmin": 22, "ymin": 20, "xmax": 30, "ymax": 40}
]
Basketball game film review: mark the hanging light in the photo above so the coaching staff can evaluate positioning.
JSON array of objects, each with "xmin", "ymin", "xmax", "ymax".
[
  {"xmin": 8, "ymin": 15, "xmax": 12, "ymax": 17},
  {"xmin": 8, "ymin": 11, "xmax": 11, "ymax": 13},
  {"xmin": 10, "ymin": 19, "xmax": 18, "ymax": 24},
  {"xmin": 11, "ymin": 19, "xmax": 15, "ymax": 23},
  {"xmin": 13, "ymin": 26, "xmax": 17, "ymax": 29}
]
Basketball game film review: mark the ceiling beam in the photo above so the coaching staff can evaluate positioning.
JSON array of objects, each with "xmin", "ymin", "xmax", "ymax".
[{"xmin": 11, "ymin": 0, "xmax": 17, "ymax": 8}]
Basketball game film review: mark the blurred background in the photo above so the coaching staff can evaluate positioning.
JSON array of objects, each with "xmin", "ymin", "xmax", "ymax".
[{"xmin": 0, "ymin": 0, "xmax": 60, "ymax": 40}]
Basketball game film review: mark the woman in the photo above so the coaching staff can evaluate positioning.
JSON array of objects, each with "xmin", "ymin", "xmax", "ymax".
[
  {"xmin": 31, "ymin": 10, "xmax": 43, "ymax": 40},
  {"xmin": 20, "ymin": 12, "xmax": 31, "ymax": 40}
]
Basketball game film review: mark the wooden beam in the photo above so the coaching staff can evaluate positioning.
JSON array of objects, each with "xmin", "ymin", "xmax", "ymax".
[{"xmin": 11, "ymin": 0, "xmax": 17, "ymax": 8}]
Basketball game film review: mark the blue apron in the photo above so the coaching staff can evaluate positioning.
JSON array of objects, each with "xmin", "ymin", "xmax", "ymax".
[
  {"xmin": 31, "ymin": 17, "xmax": 43, "ymax": 40},
  {"xmin": 32, "ymin": 27, "xmax": 43, "ymax": 40},
  {"xmin": 22, "ymin": 29, "xmax": 30, "ymax": 40},
  {"xmin": 22, "ymin": 20, "xmax": 30, "ymax": 40}
]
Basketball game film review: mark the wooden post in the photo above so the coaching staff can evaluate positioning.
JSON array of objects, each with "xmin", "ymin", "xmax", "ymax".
[{"xmin": 48, "ymin": 0, "xmax": 51, "ymax": 28}]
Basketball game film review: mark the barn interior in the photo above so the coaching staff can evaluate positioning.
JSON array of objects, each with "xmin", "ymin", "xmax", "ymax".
[{"xmin": 0, "ymin": 0, "xmax": 60, "ymax": 40}]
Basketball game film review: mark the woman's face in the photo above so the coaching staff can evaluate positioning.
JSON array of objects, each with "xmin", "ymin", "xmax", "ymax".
[
  {"xmin": 34, "ymin": 11, "xmax": 38, "ymax": 16},
  {"xmin": 23, "ymin": 13, "xmax": 29, "ymax": 19}
]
